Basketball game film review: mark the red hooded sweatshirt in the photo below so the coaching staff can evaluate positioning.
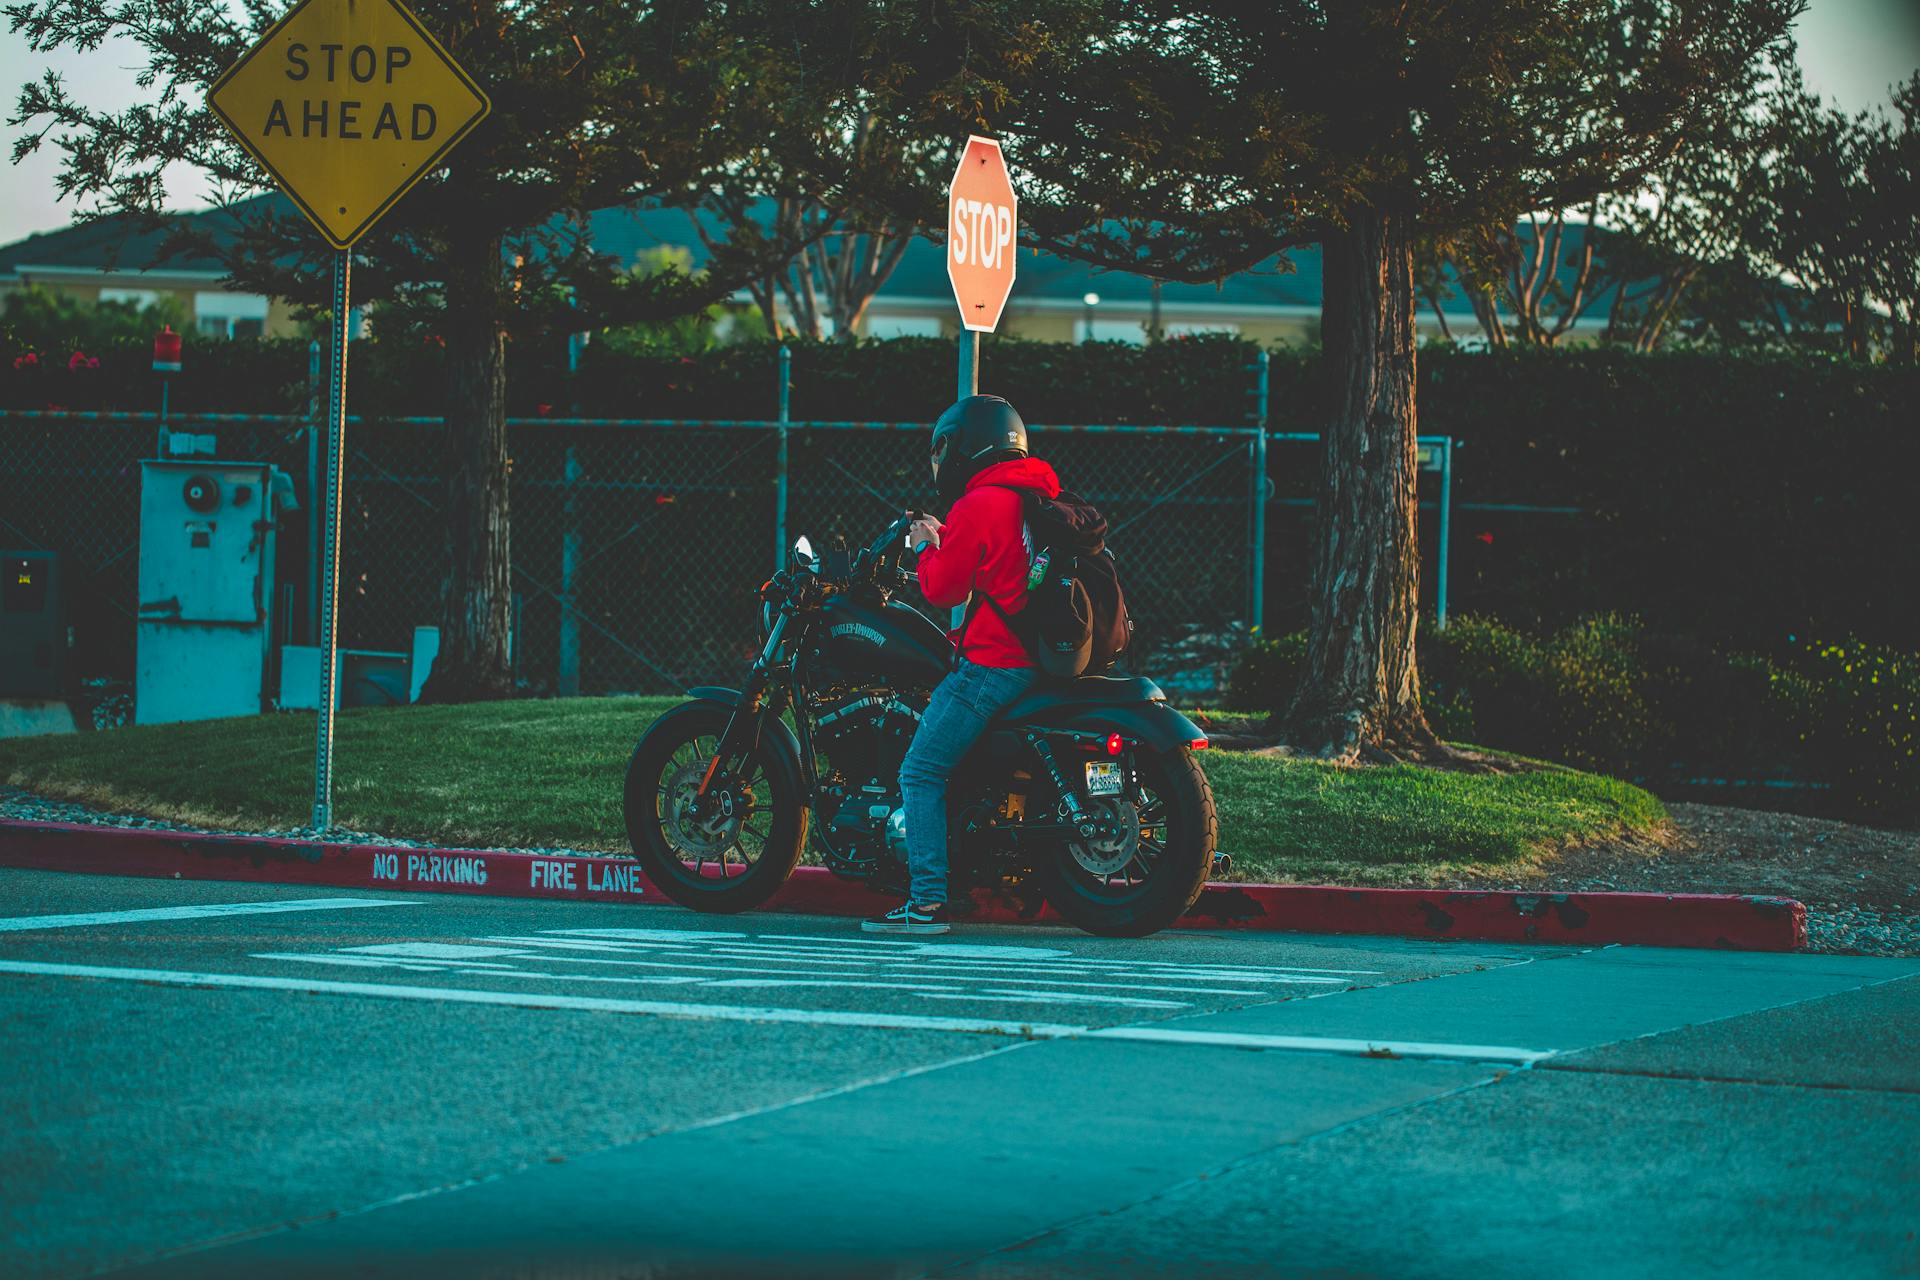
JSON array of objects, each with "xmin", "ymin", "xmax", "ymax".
[{"xmin": 917, "ymin": 456, "xmax": 1061, "ymax": 667}]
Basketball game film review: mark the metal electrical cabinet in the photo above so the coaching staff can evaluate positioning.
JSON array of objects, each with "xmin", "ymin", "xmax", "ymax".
[
  {"xmin": 136, "ymin": 460, "xmax": 296, "ymax": 724},
  {"xmin": 1, "ymin": 551, "xmax": 64, "ymax": 697}
]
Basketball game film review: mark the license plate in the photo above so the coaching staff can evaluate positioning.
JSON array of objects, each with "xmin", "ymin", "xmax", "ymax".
[{"xmin": 1084, "ymin": 761, "xmax": 1123, "ymax": 797}]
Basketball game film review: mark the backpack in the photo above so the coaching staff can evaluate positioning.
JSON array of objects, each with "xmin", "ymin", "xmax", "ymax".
[{"xmin": 962, "ymin": 487, "xmax": 1133, "ymax": 678}]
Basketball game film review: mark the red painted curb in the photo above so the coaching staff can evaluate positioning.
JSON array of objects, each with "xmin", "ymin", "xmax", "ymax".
[{"xmin": 0, "ymin": 818, "xmax": 1807, "ymax": 951}]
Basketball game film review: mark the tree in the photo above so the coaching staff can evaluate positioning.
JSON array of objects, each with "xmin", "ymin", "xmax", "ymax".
[
  {"xmin": 1858, "ymin": 75, "xmax": 1920, "ymax": 363},
  {"xmin": 988, "ymin": 0, "xmax": 1798, "ymax": 761},
  {"xmin": 1745, "ymin": 69, "xmax": 1885, "ymax": 359},
  {"xmin": 1418, "ymin": 36, "xmax": 1794, "ymax": 353},
  {"xmin": 8, "ymin": 0, "xmax": 853, "ymax": 699},
  {"xmin": 696, "ymin": 111, "xmax": 930, "ymax": 342}
]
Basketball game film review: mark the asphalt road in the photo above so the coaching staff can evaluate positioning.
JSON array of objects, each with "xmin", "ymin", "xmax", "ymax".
[{"xmin": 2, "ymin": 869, "xmax": 1916, "ymax": 1279}]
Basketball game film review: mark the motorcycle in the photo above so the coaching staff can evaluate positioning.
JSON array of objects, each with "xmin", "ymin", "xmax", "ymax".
[{"xmin": 622, "ymin": 511, "xmax": 1218, "ymax": 937}]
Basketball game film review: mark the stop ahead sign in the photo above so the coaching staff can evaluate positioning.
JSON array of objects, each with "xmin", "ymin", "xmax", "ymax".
[{"xmin": 946, "ymin": 135, "xmax": 1017, "ymax": 333}]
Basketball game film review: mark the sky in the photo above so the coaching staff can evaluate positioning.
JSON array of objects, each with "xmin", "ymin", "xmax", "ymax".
[{"xmin": 1, "ymin": 0, "xmax": 1917, "ymax": 247}]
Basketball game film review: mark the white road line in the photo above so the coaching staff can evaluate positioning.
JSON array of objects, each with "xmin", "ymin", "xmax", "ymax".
[
  {"xmin": 0, "ymin": 959, "xmax": 1083, "ymax": 1036},
  {"xmin": 1084, "ymin": 1026, "xmax": 1555, "ymax": 1064},
  {"xmin": 473, "ymin": 934, "xmax": 1343, "ymax": 996},
  {"xmin": 547, "ymin": 930, "xmax": 1382, "ymax": 976},
  {"xmin": 0, "ymin": 959, "xmax": 1553, "ymax": 1063},
  {"xmin": 251, "ymin": 953, "xmax": 525, "ymax": 973},
  {"xmin": 893, "ymin": 959, "xmax": 1346, "ymax": 985},
  {"xmin": 0, "ymin": 898, "xmax": 418, "ymax": 932},
  {"xmin": 258, "ymin": 947, "xmax": 1246, "ymax": 1002}
]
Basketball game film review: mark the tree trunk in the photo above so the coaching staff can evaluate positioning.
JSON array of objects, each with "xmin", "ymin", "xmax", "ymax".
[
  {"xmin": 418, "ymin": 233, "xmax": 515, "ymax": 702},
  {"xmin": 1275, "ymin": 207, "xmax": 1436, "ymax": 762}
]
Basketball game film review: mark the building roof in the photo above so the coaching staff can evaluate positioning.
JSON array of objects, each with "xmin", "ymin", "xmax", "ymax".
[
  {"xmin": 0, "ymin": 203, "xmax": 269, "ymax": 279},
  {"xmin": 3, "ymin": 195, "xmax": 1615, "ymax": 323},
  {"xmin": 585, "ymin": 202, "xmax": 1334, "ymax": 314}
]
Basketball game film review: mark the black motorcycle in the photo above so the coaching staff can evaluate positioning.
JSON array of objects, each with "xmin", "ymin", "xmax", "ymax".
[{"xmin": 622, "ymin": 512, "xmax": 1217, "ymax": 937}]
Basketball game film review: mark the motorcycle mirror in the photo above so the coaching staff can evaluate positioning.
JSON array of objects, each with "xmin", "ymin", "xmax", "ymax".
[{"xmin": 792, "ymin": 536, "xmax": 816, "ymax": 569}]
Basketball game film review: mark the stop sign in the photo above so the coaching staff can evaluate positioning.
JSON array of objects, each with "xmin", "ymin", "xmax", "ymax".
[{"xmin": 946, "ymin": 135, "xmax": 1018, "ymax": 333}]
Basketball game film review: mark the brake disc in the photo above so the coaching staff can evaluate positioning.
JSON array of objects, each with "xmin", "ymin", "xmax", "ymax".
[
  {"xmin": 664, "ymin": 762, "xmax": 749, "ymax": 856},
  {"xmin": 1063, "ymin": 797, "xmax": 1139, "ymax": 877}
]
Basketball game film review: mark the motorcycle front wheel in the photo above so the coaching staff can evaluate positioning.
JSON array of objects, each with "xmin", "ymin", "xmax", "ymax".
[
  {"xmin": 623, "ymin": 701, "xmax": 809, "ymax": 913},
  {"xmin": 1040, "ymin": 744, "xmax": 1217, "ymax": 938}
]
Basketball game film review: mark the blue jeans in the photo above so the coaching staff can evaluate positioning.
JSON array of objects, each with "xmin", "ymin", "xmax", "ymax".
[{"xmin": 899, "ymin": 658, "xmax": 1036, "ymax": 905}]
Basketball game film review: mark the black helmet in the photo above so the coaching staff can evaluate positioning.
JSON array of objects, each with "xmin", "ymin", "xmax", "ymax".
[{"xmin": 930, "ymin": 395, "xmax": 1028, "ymax": 505}]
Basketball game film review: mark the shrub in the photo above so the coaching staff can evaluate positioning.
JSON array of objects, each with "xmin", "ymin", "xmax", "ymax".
[
  {"xmin": 1796, "ymin": 639, "xmax": 1920, "ymax": 815},
  {"xmin": 1225, "ymin": 629, "xmax": 1307, "ymax": 714},
  {"xmin": 1225, "ymin": 615, "xmax": 1918, "ymax": 817}
]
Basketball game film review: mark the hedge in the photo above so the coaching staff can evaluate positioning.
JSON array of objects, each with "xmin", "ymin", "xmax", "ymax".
[
  {"xmin": 4, "ymin": 334, "xmax": 1915, "ymax": 646},
  {"xmin": 1227, "ymin": 617, "xmax": 1920, "ymax": 820}
]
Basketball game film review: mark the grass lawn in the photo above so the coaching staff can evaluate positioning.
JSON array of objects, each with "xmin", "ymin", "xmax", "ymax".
[{"xmin": 0, "ymin": 698, "xmax": 1669, "ymax": 885}]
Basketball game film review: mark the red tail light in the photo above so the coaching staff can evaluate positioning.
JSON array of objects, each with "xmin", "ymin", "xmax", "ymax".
[
  {"xmin": 1105, "ymin": 732, "xmax": 1124, "ymax": 756},
  {"xmin": 1188, "ymin": 737, "xmax": 1210, "ymax": 750}
]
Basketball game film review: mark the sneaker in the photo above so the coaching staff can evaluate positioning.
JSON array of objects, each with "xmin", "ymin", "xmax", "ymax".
[{"xmin": 862, "ymin": 901, "xmax": 950, "ymax": 934}]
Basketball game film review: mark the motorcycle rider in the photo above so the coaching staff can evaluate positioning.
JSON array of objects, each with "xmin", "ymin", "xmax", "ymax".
[{"xmin": 863, "ymin": 395, "xmax": 1057, "ymax": 935}]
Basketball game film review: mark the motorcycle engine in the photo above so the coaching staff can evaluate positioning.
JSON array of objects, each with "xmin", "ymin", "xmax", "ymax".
[{"xmin": 811, "ymin": 688, "xmax": 923, "ymax": 876}]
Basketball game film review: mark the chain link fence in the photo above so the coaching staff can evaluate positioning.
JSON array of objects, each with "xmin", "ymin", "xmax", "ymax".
[{"xmin": 0, "ymin": 404, "xmax": 1457, "ymax": 700}]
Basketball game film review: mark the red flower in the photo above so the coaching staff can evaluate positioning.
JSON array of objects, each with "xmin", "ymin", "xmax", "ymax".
[{"xmin": 13, "ymin": 352, "xmax": 39, "ymax": 369}]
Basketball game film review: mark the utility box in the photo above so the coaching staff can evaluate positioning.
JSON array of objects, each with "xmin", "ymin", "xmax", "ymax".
[
  {"xmin": 1, "ymin": 551, "xmax": 64, "ymax": 697},
  {"xmin": 136, "ymin": 460, "xmax": 296, "ymax": 724}
]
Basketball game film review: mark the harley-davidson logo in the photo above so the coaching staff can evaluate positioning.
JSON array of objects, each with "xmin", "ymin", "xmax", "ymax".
[{"xmin": 830, "ymin": 623, "xmax": 886, "ymax": 646}]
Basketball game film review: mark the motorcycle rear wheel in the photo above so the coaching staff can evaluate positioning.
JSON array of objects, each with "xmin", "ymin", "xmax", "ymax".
[
  {"xmin": 1040, "ymin": 744, "xmax": 1216, "ymax": 938},
  {"xmin": 623, "ymin": 701, "xmax": 809, "ymax": 913}
]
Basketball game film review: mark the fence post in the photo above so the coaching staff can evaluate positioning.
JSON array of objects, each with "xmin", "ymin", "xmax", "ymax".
[
  {"xmin": 1436, "ymin": 436, "xmax": 1453, "ymax": 630},
  {"xmin": 1249, "ymin": 349, "xmax": 1270, "ymax": 637},
  {"xmin": 557, "ymin": 445, "xmax": 582, "ymax": 696},
  {"xmin": 775, "ymin": 344, "xmax": 791, "ymax": 572},
  {"xmin": 305, "ymin": 340, "xmax": 322, "ymax": 645},
  {"xmin": 557, "ymin": 331, "xmax": 584, "ymax": 696}
]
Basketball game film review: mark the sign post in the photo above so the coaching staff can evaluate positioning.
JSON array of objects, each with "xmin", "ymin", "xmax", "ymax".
[
  {"xmin": 208, "ymin": 0, "xmax": 488, "ymax": 830},
  {"xmin": 943, "ymin": 136, "xmax": 1017, "ymax": 624},
  {"xmin": 946, "ymin": 135, "xmax": 1018, "ymax": 400}
]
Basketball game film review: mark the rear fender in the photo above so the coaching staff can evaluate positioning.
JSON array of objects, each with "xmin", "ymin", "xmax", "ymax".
[{"xmin": 1012, "ymin": 700, "xmax": 1208, "ymax": 753}]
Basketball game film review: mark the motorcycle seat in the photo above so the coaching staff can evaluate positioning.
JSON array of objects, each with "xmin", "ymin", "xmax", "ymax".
[{"xmin": 998, "ymin": 674, "xmax": 1165, "ymax": 723}]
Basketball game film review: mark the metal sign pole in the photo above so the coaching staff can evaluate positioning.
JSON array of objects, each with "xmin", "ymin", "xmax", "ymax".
[
  {"xmin": 305, "ymin": 340, "xmax": 323, "ymax": 643},
  {"xmin": 775, "ymin": 343, "xmax": 791, "ymax": 572},
  {"xmin": 1436, "ymin": 436, "xmax": 1453, "ymax": 631},
  {"xmin": 312, "ymin": 249, "xmax": 351, "ymax": 830},
  {"xmin": 951, "ymin": 329, "xmax": 979, "ymax": 628},
  {"xmin": 1249, "ymin": 350, "xmax": 1270, "ymax": 638},
  {"xmin": 957, "ymin": 328, "xmax": 979, "ymax": 400}
]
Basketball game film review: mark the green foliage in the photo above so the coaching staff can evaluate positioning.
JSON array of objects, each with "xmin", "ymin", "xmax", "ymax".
[
  {"xmin": 592, "ymin": 250, "xmax": 776, "ymax": 358},
  {"xmin": 1797, "ymin": 640, "xmax": 1920, "ymax": 816},
  {"xmin": 1, "ymin": 287, "xmax": 189, "ymax": 360},
  {"xmin": 977, "ymin": 1, "xmax": 1798, "ymax": 283},
  {"xmin": 1229, "ymin": 616, "xmax": 1920, "ymax": 816}
]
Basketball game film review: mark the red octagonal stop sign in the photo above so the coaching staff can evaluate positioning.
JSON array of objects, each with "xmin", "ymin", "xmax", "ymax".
[{"xmin": 947, "ymin": 135, "xmax": 1018, "ymax": 333}]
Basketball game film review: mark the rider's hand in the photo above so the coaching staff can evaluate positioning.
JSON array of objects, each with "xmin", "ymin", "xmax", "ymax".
[{"xmin": 909, "ymin": 515, "xmax": 942, "ymax": 554}]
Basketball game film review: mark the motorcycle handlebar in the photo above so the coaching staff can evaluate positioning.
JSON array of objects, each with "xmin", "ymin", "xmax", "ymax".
[{"xmin": 853, "ymin": 510, "xmax": 923, "ymax": 577}]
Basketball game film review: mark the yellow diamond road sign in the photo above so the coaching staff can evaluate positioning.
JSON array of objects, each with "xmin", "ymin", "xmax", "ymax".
[{"xmin": 209, "ymin": 0, "xmax": 489, "ymax": 248}]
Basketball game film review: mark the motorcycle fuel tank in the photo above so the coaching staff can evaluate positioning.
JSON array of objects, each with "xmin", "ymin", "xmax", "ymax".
[{"xmin": 803, "ymin": 596, "xmax": 950, "ymax": 690}]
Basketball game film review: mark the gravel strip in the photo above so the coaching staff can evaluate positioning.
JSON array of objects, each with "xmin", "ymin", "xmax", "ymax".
[{"xmin": 1800, "ymin": 905, "xmax": 1920, "ymax": 958}]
